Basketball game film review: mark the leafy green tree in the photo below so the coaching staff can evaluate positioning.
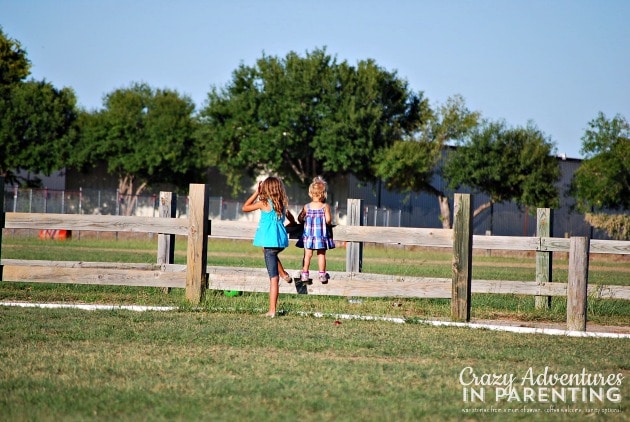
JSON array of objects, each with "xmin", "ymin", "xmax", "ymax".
[
  {"xmin": 571, "ymin": 112, "xmax": 630, "ymax": 240},
  {"xmin": 0, "ymin": 27, "xmax": 30, "ymax": 87},
  {"xmin": 0, "ymin": 81, "xmax": 78, "ymax": 181},
  {"xmin": 0, "ymin": 28, "xmax": 78, "ymax": 185},
  {"xmin": 571, "ymin": 112, "xmax": 630, "ymax": 212},
  {"xmin": 443, "ymin": 120, "xmax": 560, "ymax": 218},
  {"xmin": 374, "ymin": 95, "xmax": 481, "ymax": 228},
  {"xmin": 198, "ymin": 47, "xmax": 428, "ymax": 193},
  {"xmin": 72, "ymin": 83, "xmax": 204, "ymax": 215}
]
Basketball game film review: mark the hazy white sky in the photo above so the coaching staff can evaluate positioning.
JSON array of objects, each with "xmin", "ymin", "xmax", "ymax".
[{"xmin": 3, "ymin": 0, "xmax": 629, "ymax": 159}]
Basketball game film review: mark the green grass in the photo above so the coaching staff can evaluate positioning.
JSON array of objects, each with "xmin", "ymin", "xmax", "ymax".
[{"xmin": 0, "ymin": 306, "xmax": 628, "ymax": 421}]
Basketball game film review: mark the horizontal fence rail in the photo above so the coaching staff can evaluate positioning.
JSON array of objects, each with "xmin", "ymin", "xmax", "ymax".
[
  {"xmin": 2, "ymin": 181, "xmax": 629, "ymax": 331},
  {"xmin": 1, "ymin": 260, "xmax": 186, "ymax": 289},
  {"xmin": 5, "ymin": 214, "xmax": 630, "ymax": 254},
  {"xmin": 3, "ymin": 259, "xmax": 628, "ymax": 301},
  {"xmin": 4, "ymin": 212, "xmax": 188, "ymax": 235}
]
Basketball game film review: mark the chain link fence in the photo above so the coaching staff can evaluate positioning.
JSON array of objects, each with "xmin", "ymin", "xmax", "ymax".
[
  {"xmin": 2, "ymin": 187, "xmax": 362, "ymax": 226},
  {"xmin": 2, "ymin": 186, "xmax": 606, "ymax": 238}
]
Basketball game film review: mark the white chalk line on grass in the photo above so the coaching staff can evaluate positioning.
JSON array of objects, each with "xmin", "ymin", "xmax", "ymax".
[
  {"xmin": 0, "ymin": 301, "xmax": 177, "ymax": 312},
  {"xmin": 297, "ymin": 311, "xmax": 630, "ymax": 339},
  {"xmin": 2, "ymin": 301, "xmax": 629, "ymax": 339}
]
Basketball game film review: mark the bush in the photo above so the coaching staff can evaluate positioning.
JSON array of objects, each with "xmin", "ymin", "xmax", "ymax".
[{"xmin": 585, "ymin": 213, "xmax": 630, "ymax": 240}]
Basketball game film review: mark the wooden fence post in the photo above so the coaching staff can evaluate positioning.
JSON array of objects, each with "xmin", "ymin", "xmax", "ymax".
[
  {"xmin": 158, "ymin": 191, "xmax": 177, "ymax": 293},
  {"xmin": 186, "ymin": 184, "xmax": 210, "ymax": 304},
  {"xmin": 451, "ymin": 193, "xmax": 473, "ymax": 322},
  {"xmin": 535, "ymin": 208, "xmax": 553, "ymax": 309},
  {"xmin": 346, "ymin": 198, "xmax": 363, "ymax": 273},
  {"xmin": 567, "ymin": 236, "xmax": 589, "ymax": 331}
]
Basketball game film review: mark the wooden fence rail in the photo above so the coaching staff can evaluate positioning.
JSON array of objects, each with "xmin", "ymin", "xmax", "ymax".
[{"xmin": 2, "ymin": 181, "xmax": 629, "ymax": 331}]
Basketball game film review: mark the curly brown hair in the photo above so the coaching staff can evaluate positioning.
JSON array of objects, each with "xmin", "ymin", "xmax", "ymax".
[{"xmin": 259, "ymin": 176, "xmax": 288, "ymax": 219}]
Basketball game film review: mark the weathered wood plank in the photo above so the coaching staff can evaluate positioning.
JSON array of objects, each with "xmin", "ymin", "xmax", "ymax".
[
  {"xmin": 208, "ymin": 220, "xmax": 258, "ymax": 239},
  {"xmin": 206, "ymin": 266, "xmax": 630, "ymax": 299},
  {"xmin": 539, "ymin": 237, "xmax": 571, "ymax": 252},
  {"xmin": 5, "ymin": 212, "xmax": 188, "ymax": 235},
  {"xmin": 2, "ymin": 265, "xmax": 185, "ymax": 288},
  {"xmin": 186, "ymin": 184, "xmax": 210, "ymax": 304},
  {"xmin": 6, "ymin": 212, "xmax": 628, "ymax": 256},
  {"xmin": 590, "ymin": 239, "xmax": 630, "ymax": 255},
  {"xmin": 334, "ymin": 225, "xmax": 453, "ymax": 247},
  {"xmin": 158, "ymin": 192, "xmax": 177, "ymax": 294},
  {"xmin": 472, "ymin": 235, "xmax": 540, "ymax": 251},
  {"xmin": 536, "ymin": 208, "xmax": 553, "ymax": 309},
  {"xmin": 471, "ymin": 279, "xmax": 567, "ymax": 296},
  {"xmin": 567, "ymin": 237, "xmax": 589, "ymax": 331},
  {"xmin": 207, "ymin": 267, "xmax": 452, "ymax": 298},
  {"xmin": 3, "ymin": 260, "xmax": 628, "ymax": 300},
  {"xmin": 1, "ymin": 259, "xmax": 186, "ymax": 272},
  {"xmin": 536, "ymin": 237, "xmax": 630, "ymax": 254},
  {"xmin": 588, "ymin": 285, "xmax": 630, "ymax": 300},
  {"xmin": 452, "ymin": 194, "xmax": 473, "ymax": 321},
  {"xmin": 209, "ymin": 220, "xmax": 455, "ymax": 248},
  {"xmin": 345, "ymin": 198, "xmax": 363, "ymax": 272},
  {"xmin": 157, "ymin": 192, "xmax": 177, "ymax": 265}
]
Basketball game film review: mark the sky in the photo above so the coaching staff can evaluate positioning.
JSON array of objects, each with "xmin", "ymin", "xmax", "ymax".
[{"xmin": 3, "ymin": 0, "xmax": 629, "ymax": 160}]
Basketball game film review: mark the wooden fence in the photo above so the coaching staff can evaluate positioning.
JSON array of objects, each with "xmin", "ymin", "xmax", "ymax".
[{"xmin": 2, "ymin": 182, "xmax": 629, "ymax": 331}]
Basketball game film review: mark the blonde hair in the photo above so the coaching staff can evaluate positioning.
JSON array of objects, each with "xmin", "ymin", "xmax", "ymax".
[
  {"xmin": 259, "ymin": 176, "xmax": 288, "ymax": 218},
  {"xmin": 308, "ymin": 176, "xmax": 328, "ymax": 202}
]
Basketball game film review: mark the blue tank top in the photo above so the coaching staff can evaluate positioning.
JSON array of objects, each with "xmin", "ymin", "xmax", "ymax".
[{"xmin": 253, "ymin": 200, "xmax": 289, "ymax": 248}]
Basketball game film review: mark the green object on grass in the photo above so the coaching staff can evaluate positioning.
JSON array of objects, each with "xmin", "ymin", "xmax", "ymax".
[{"xmin": 223, "ymin": 290, "xmax": 242, "ymax": 297}]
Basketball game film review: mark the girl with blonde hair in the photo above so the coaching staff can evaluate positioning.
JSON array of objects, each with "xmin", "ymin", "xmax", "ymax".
[{"xmin": 298, "ymin": 176, "xmax": 335, "ymax": 284}]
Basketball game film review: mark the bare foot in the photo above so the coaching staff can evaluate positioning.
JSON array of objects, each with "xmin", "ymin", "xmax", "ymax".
[{"xmin": 263, "ymin": 312, "xmax": 276, "ymax": 318}]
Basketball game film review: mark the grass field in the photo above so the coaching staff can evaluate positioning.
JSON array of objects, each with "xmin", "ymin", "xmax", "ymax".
[
  {"xmin": 0, "ymin": 235, "xmax": 629, "ymax": 420},
  {"xmin": 1, "ymin": 306, "xmax": 628, "ymax": 421}
]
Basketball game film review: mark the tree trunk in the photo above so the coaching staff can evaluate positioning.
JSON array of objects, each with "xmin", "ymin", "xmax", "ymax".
[
  {"xmin": 473, "ymin": 200, "xmax": 493, "ymax": 218},
  {"xmin": 438, "ymin": 194, "xmax": 451, "ymax": 229},
  {"xmin": 425, "ymin": 185, "xmax": 453, "ymax": 229},
  {"xmin": 118, "ymin": 175, "xmax": 132, "ymax": 216},
  {"xmin": 118, "ymin": 174, "xmax": 147, "ymax": 216}
]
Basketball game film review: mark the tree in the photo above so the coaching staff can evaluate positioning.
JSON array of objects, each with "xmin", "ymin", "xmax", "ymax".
[
  {"xmin": 584, "ymin": 213, "xmax": 629, "ymax": 240},
  {"xmin": 197, "ymin": 47, "xmax": 428, "ymax": 193},
  {"xmin": 374, "ymin": 95, "xmax": 481, "ymax": 228},
  {"xmin": 444, "ymin": 120, "xmax": 560, "ymax": 219},
  {"xmin": 72, "ymin": 83, "xmax": 205, "ymax": 215},
  {"xmin": 0, "ymin": 28, "xmax": 78, "ymax": 185},
  {"xmin": 571, "ymin": 112, "xmax": 630, "ymax": 212},
  {"xmin": 0, "ymin": 27, "xmax": 30, "ymax": 87},
  {"xmin": 0, "ymin": 81, "xmax": 78, "ymax": 181},
  {"xmin": 571, "ymin": 112, "xmax": 630, "ymax": 240}
]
